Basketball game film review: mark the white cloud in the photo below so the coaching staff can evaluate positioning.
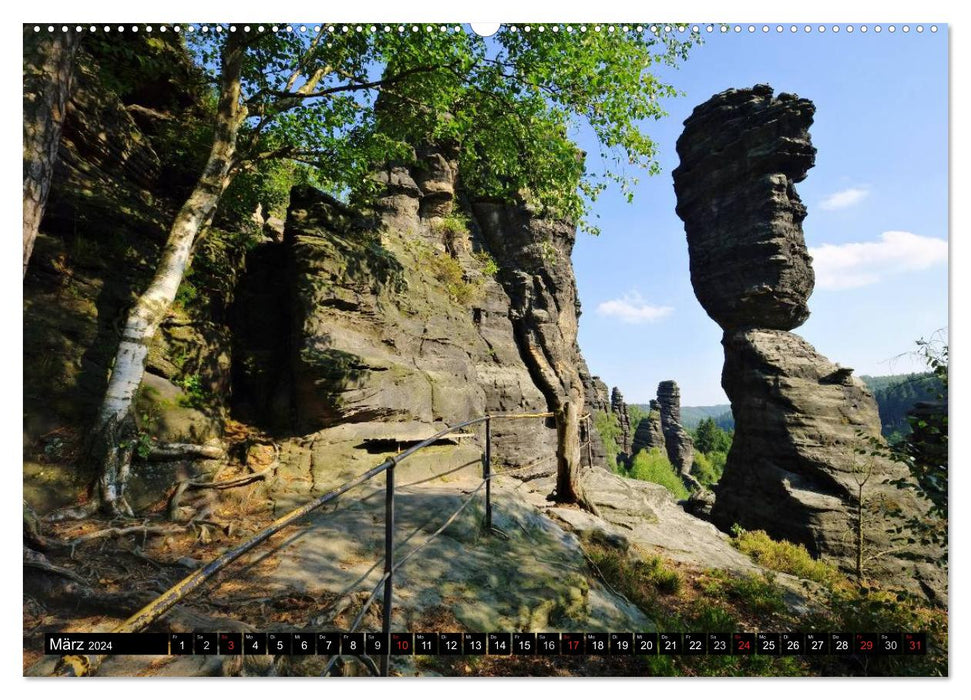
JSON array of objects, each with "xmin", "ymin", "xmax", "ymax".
[
  {"xmin": 810, "ymin": 231, "xmax": 948, "ymax": 290},
  {"xmin": 596, "ymin": 292, "xmax": 673, "ymax": 324},
  {"xmin": 820, "ymin": 186, "xmax": 869, "ymax": 211}
]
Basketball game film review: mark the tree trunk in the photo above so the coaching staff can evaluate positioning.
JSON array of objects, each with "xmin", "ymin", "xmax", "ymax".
[
  {"xmin": 554, "ymin": 393, "xmax": 582, "ymax": 503},
  {"xmin": 23, "ymin": 30, "xmax": 80, "ymax": 278},
  {"xmin": 856, "ymin": 482, "xmax": 865, "ymax": 581},
  {"xmin": 90, "ymin": 35, "xmax": 247, "ymax": 515}
]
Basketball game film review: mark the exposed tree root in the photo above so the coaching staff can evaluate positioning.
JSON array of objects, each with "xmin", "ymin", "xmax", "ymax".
[
  {"xmin": 23, "ymin": 546, "xmax": 85, "ymax": 583},
  {"xmin": 44, "ymin": 500, "xmax": 100, "ymax": 523},
  {"xmin": 66, "ymin": 523, "xmax": 184, "ymax": 549},
  {"xmin": 144, "ymin": 442, "xmax": 226, "ymax": 461},
  {"xmin": 185, "ymin": 465, "xmax": 273, "ymax": 489}
]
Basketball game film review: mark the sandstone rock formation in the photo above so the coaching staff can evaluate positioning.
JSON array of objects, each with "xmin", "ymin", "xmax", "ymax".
[
  {"xmin": 631, "ymin": 400, "xmax": 665, "ymax": 456},
  {"xmin": 24, "ymin": 34, "xmax": 596, "ymax": 513},
  {"xmin": 473, "ymin": 198, "xmax": 588, "ymax": 498},
  {"xmin": 656, "ymin": 380, "xmax": 694, "ymax": 478},
  {"xmin": 581, "ymin": 366, "xmax": 610, "ymax": 416},
  {"xmin": 673, "ymin": 85, "xmax": 944, "ymax": 600},
  {"xmin": 578, "ymin": 359, "xmax": 610, "ymax": 469},
  {"xmin": 274, "ymin": 172, "xmax": 565, "ymax": 469},
  {"xmin": 674, "ymin": 84, "xmax": 815, "ymax": 332},
  {"xmin": 610, "ymin": 387, "xmax": 633, "ymax": 465}
]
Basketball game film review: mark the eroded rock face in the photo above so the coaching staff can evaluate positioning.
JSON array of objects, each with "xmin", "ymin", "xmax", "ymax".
[
  {"xmin": 473, "ymin": 198, "xmax": 588, "ymax": 495},
  {"xmin": 672, "ymin": 84, "xmax": 816, "ymax": 332},
  {"xmin": 715, "ymin": 329, "xmax": 944, "ymax": 599},
  {"xmin": 673, "ymin": 85, "xmax": 944, "ymax": 600},
  {"xmin": 578, "ymin": 359, "xmax": 609, "ymax": 469},
  {"xmin": 631, "ymin": 400, "xmax": 665, "ymax": 456},
  {"xmin": 657, "ymin": 380, "xmax": 694, "ymax": 477},
  {"xmin": 274, "ymin": 150, "xmax": 595, "ymax": 479},
  {"xmin": 281, "ymin": 175, "xmax": 562, "ymax": 469},
  {"xmin": 610, "ymin": 387, "xmax": 633, "ymax": 465}
]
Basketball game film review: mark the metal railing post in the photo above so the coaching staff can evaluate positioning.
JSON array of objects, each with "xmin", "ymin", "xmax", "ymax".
[
  {"xmin": 380, "ymin": 459, "xmax": 395, "ymax": 677},
  {"xmin": 484, "ymin": 416, "xmax": 492, "ymax": 532},
  {"xmin": 585, "ymin": 414, "xmax": 595, "ymax": 468}
]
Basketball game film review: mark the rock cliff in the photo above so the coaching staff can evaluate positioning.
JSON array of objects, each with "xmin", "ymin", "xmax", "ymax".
[{"xmin": 673, "ymin": 85, "xmax": 944, "ymax": 600}]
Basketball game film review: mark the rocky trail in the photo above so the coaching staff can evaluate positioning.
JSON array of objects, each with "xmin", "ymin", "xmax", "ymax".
[{"xmin": 26, "ymin": 441, "xmax": 818, "ymax": 677}]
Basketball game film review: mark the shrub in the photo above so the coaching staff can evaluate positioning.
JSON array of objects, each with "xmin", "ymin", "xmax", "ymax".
[
  {"xmin": 732, "ymin": 528, "xmax": 840, "ymax": 585},
  {"xmin": 701, "ymin": 570, "xmax": 788, "ymax": 617},
  {"xmin": 584, "ymin": 541, "xmax": 683, "ymax": 606},
  {"xmin": 431, "ymin": 212, "xmax": 470, "ymax": 239},
  {"xmin": 472, "ymin": 250, "xmax": 500, "ymax": 277},
  {"xmin": 691, "ymin": 451, "xmax": 726, "ymax": 487},
  {"xmin": 415, "ymin": 244, "xmax": 482, "ymax": 306},
  {"xmin": 629, "ymin": 448, "xmax": 690, "ymax": 500},
  {"xmin": 593, "ymin": 410, "xmax": 623, "ymax": 472}
]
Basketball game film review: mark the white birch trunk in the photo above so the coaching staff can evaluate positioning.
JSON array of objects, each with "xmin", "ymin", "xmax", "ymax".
[{"xmin": 91, "ymin": 35, "xmax": 247, "ymax": 515}]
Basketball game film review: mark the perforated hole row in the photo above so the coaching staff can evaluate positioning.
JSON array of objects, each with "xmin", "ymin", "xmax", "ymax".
[{"xmin": 29, "ymin": 24, "xmax": 941, "ymax": 35}]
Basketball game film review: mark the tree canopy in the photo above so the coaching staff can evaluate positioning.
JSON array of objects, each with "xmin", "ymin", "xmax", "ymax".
[
  {"xmin": 186, "ymin": 24, "xmax": 699, "ymax": 231},
  {"xmin": 693, "ymin": 416, "xmax": 732, "ymax": 455}
]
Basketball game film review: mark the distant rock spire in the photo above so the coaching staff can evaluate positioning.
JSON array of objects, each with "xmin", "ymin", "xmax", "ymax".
[
  {"xmin": 656, "ymin": 381, "xmax": 694, "ymax": 477},
  {"xmin": 610, "ymin": 386, "xmax": 633, "ymax": 466}
]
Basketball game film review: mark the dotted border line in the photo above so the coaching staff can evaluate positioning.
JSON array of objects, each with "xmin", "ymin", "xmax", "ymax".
[{"xmin": 28, "ymin": 23, "xmax": 940, "ymax": 35}]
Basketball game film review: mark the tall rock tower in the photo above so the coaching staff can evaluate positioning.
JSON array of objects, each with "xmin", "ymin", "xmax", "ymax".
[{"xmin": 672, "ymin": 85, "xmax": 943, "ymax": 601}]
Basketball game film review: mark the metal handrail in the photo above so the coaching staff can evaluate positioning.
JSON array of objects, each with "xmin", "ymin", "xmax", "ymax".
[{"xmin": 54, "ymin": 410, "xmax": 557, "ymax": 677}]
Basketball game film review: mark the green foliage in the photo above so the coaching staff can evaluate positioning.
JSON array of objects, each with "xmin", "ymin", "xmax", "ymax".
[
  {"xmin": 808, "ymin": 585, "xmax": 947, "ymax": 676},
  {"xmin": 172, "ymin": 278, "xmax": 199, "ymax": 311},
  {"xmin": 414, "ymin": 242, "xmax": 481, "ymax": 306},
  {"xmin": 860, "ymin": 371, "xmax": 945, "ymax": 437},
  {"xmin": 671, "ymin": 403, "xmax": 733, "ymax": 430},
  {"xmin": 592, "ymin": 410, "xmax": 622, "ymax": 472},
  {"xmin": 628, "ymin": 448, "xmax": 689, "ymax": 500},
  {"xmin": 176, "ymin": 374, "xmax": 208, "ymax": 409},
  {"xmin": 472, "ymin": 251, "xmax": 499, "ymax": 278},
  {"xmin": 184, "ymin": 24, "xmax": 699, "ymax": 232},
  {"xmin": 700, "ymin": 570, "xmax": 788, "ymax": 617},
  {"xmin": 583, "ymin": 540, "xmax": 806, "ymax": 677},
  {"xmin": 219, "ymin": 158, "xmax": 313, "ymax": 224},
  {"xmin": 692, "ymin": 417, "xmax": 732, "ymax": 454},
  {"xmin": 690, "ymin": 450, "xmax": 725, "ymax": 488},
  {"xmin": 134, "ymin": 431, "xmax": 155, "ymax": 460},
  {"xmin": 689, "ymin": 417, "xmax": 732, "ymax": 486},
  {"xmin": 731, "ymin": 528, "xmax": 840, "ymax": 585},
  {"xmin": 584, "ymin": 541, "xmax": 683, "ymax": 607},
  {"xmin": 430, "ymin": 211, "xmax": 470, "ymax": 239},
  {"xmin": 858, "ymin": 337, "xmax": 948, "ymax": 566}
]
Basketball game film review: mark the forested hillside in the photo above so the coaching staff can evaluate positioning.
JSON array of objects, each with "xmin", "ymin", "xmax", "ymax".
[{"xmin": 860, "ymin": 372, "xmax": 945, "ymax": 437}]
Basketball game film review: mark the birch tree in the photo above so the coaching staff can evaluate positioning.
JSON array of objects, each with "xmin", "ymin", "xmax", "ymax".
[{"xmin": 84, "ymin": 23, "xmax": 697, "ymax": 515}]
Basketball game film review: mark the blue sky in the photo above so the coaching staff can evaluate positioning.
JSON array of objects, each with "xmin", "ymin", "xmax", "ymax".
[{"xmin": 571, "ymin": 26, "xmax": 949, "ymax": 405}]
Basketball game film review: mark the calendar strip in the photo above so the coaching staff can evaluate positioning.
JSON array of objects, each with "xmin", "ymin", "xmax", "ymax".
[{"xmin": 45, "ymin": 631, "xmax": 926, "ymax": 656}]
